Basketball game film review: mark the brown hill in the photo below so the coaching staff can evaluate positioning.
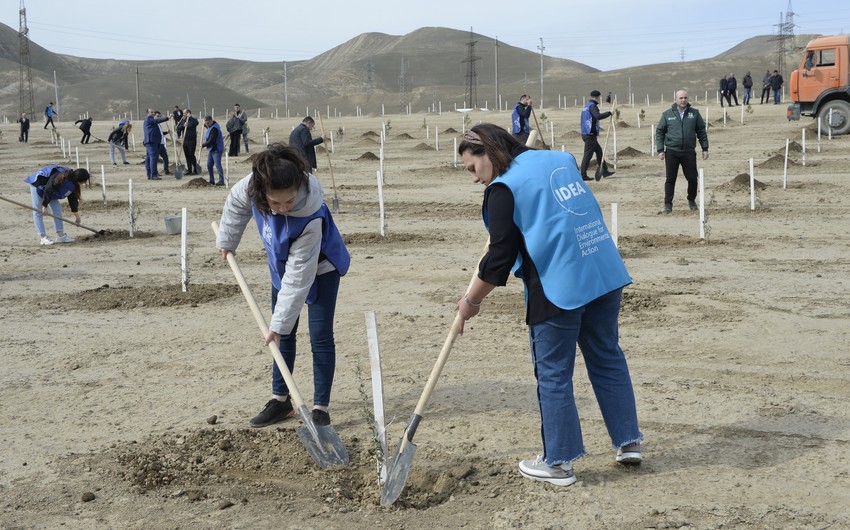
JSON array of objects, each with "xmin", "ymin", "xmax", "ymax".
[{"xmin": 0, "ymin": 23, "xmax": 823, "ymax": 119}]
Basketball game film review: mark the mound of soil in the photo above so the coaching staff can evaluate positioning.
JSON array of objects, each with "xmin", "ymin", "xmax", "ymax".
[
  {"xmin": 617, "ymin": 120, "xmax": 631, "ymax": 128},
  {"xmin": 184, "ymin": 178, "xmax": 213, "ymax": 188},
  {"xmin": 618, "ymin": 146, "xmax": 645, "ymax": 158},
  {"xmin": 562, "ymin": 130, "xmax": 583, "ymax": 139},
  {"xmin": 396, "ymin": 133, "xmax": 414, "ymax": 139},
  {"xmin": 758, "ymin": 155, "xmax": 798, "ymax": 170},
  {"xmin": 355, "ymin": 151, "xmax": 379, "ymax": 161},
  {"xmin": 443, "ymin": 127, "xmax": 458, "ymax": 134},
  {"xmin": 39, "ymin": 283, "xmax": 239, "ymax": 311},
  {"xmin": 413, "ymin": 143, "xmax": 434, "ymax": 151},
  {"xmin": 361, "ymin": 131, "xmax": 379, "ymax": 138},
  {"xmin": 355, "ymin": 138, "xmax": 380, "ymax": 147},
  {"xmin": 81, "ymin": 200, "xmax": 131, "ymax": 212},
  {"xmin": 342, "ymin": 232, "xmax": 445, "ymax": 245},
  {"xmin": 715, "ymin": 173, "xmax": 768, "ymax": 192}
]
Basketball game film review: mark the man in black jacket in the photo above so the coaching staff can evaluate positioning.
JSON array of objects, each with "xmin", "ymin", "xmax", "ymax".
[
  {"xmin": 75, "ymin": 117, "xmax": 93, "ymax": 143},
  {"xmin": 288, "ymin": 116, "xmax": 327, "ymax": 170},
  {"xmin": 177, "ymin": 109, "xmax": 200, "ymax": 175},
  {"xmin": 727, "ymin": 74, "xmax": 739, "ymax": 106}
]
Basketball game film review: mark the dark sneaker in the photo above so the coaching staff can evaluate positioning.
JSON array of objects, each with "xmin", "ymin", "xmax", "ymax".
[
  {"xmin": 249, "ymin": 398, "xmax": 294, "ymax": 427},
  {"xmin": 311, "ymin": 409, "xmax": 331, "ymax": 426},
  {"xmin": 663, "ymin": 204, "xmax": 672, "ymax": 215},
  {"xmin": 602, "ymin": 169, "xmax": 615, "ymax": 177},
  {"xmin": 688, "ymin": 200, "xmax": 698, "ymax": 211},
  {"xmin": 215, "ymin": 182, "xmax": 225, "ymax": 187},
  {"xmin": 518, "ymin": 456, "xmax": 576, "ymax": 486},
  {"xmin": 616, "ymin": 442, "xmax": 642, "ymax": 465},
  {"xmin": 581, "ymin": 175, "xmax": 593, "ymax": 181}
]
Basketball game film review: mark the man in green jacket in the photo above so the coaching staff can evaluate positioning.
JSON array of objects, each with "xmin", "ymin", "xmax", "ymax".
[{"xmin": 655, "ymin": 90, "xmax": 709, "ymax": 214}]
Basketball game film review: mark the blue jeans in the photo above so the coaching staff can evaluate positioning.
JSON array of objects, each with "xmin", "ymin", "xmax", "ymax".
[
  {"xmin": 109, "ymin": 141, "xmax": 128, "ymax": 164},
  {"xmin": 743, "ymin": 87, "xmax": 752, "ymax": 105},
  {"xmin": 144, "ymin": 143, "xmax": 159, "ymax": 177},
  {"xmin": 30, "ymin": 185, "xmax": 63, "ymax": 236},
  {"xmin": 773, "ymin": 88, "xmax": 781, "ymax": 104},
  {"xmin": 207, "ymin": 150, "xmax": 224, "ymax": 184},
  {"xmin": 271, "ymin": 271, "xmax": 341, "ymax": 407},
  {"xmin": 528, "ymin": 288, "xmax": 642, "ymax": 466}
]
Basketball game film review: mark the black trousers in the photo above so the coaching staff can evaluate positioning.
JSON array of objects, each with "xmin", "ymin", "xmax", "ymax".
[
  {"xmin": 760, "ymin": 86, "xmax": 771, "ymax": 104},
  {"xmin": 20, "ymin": 130, "xmax": 28, "ymax": 142},
  {"xmin": 228, "ymin": 131, "xmax": 241, "ymax": 156},
  {"xmin": 580, "ymin": 134, "xmax": 608, "ymax": 176},
  {"xmin": 720, "ymin": 91, "xmax": 732, "ymax": 107},
  {"xmin": 663, "ymin": 149, "xmax": 698, "ymax": 205},
  {"xmin": 80, "ymin": 132, "xmax": 91, "ymax": 144},
  {"xmin": 729, "ymin": 90, "xmax": 739, "ymax": 105},
  {"xmin": 183, "ymin": 140, "xmax": 198, "ymax": 174}
]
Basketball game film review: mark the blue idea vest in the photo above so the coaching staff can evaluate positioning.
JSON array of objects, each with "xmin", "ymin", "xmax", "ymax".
[
  {"xmin": 252, "ymin": 203, "xmax": 350, "ymax": 303},
  {"xmin": 486, "ymin": 150, "xmax": 631, "ymax": 310},
  {"xmin": 205, "ymin": 122, "xmax": 225, "ymax": 152},
  {"xmin": 25, "ymin": 165, "xmax": 75, "ymax": 200},
  {"xmin": 580, "ymin": 101, "xmax": 600, "ymax": 135}
]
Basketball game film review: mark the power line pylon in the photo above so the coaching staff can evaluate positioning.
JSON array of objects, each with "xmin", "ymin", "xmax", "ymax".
[
  {"xmin": 18, "ymin": 0, "xmax": 35, "ymax": 118},
  {"xmin": 771, "ymin": 0, "xmax": 796, "ymax": 77},
  {"xmin": 463, "ymin": 27, "xmax": 480, "ymax": 108}
]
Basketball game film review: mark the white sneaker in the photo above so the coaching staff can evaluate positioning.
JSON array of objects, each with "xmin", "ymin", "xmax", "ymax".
[
  {"xmin": 518, "ymin": 455, "xmax": 576, "ymax": 486},
  {"xmin": 616, "ymin": 442, "xmax": 642, "ymax": 465},
  {"xmin": 40, "ymin": 236, "xmax": 54, "ymax": 245},
  {"xmin": 55, "ymin": 234, "xmax": 75, "ymax": 243}
]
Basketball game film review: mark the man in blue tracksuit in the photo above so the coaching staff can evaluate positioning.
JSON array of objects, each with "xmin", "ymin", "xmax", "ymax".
[
  {"xmin": 202, "ymin": 115, "xmax": 225, "ymax": 185},
  {"xmin": 511, "ymin": 95, "xmax": 532, "ymax": 143},
  {"xmin": 143, "ymin": 109, "xmax": 169, "ymax": 179},
  {"xmin": 44, "ymin": 102, "xmax": 58, "ymax": 129}
]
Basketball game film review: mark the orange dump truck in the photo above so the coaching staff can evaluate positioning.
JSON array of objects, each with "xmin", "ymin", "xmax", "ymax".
[{"xmin": 787, "ymin": 35, "xmax": 850, "ymax": 135}]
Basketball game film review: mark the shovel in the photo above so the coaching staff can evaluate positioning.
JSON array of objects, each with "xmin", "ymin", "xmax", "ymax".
[
  {"xmin": 316, "ymin": 112, "xmax": 340, "ymax": 213},
  {"xmin": 380, "ymin": 239, "xmax": 489, "ymax": 506},
  {"xmin": 530, "ymin": 107, "xmax": 550, "ymax": 150},
  {"xmin": 211, "ymin": 222, "xmax": 349, "ymax": 468},
  {"xmin": 0, "ymin": 195, "xmax": 107, "ymax": 235},
  {"xmin": 167, "ymin": 122, "xmax": 185, "ymax": 179},
  {"xmin": 596, "ymin": 97, "xmax": 617, "ymax": 181}
]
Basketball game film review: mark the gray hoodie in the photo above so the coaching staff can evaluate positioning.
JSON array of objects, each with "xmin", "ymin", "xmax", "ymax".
[{"xmin": 216, "ymin": 172, "xmax": 336, "ymax": 335}]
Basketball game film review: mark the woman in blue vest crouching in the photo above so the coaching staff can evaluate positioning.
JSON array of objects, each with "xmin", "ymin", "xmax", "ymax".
[
  {"xmin": 456, "ymin": 123, "xmax": 642, "ymax": 487},
  {"xmin": 215, "ymin": 144, "xmax": 350, "ymax": 428},
  {"xmin": 25, "ymin": 165, "xmax": 90, "ymax": 245}
]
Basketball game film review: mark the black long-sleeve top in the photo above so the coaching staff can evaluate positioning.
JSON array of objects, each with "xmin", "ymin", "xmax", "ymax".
[
  {"xmin": 479, "ymin": 150, "xmax": 563, "ymax": 325},
  {"xmin": 30, "ymin": 172, "xmax": 80, "ymax": 213}
]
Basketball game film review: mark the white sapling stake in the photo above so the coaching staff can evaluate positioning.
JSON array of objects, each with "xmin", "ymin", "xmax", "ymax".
[
  {"xmin": 828, "ymin": 109, "xmax": 834, "ymax": 140},
  {"xmin": 783, "ymin": 138, "xmax": 790, "ymax": 189},
  {"xmin": 453, "ymin": 137, "xmax": 458, "ymax": 167},
  {"xmin": 740, "ymin": 102, "xmax": 744, "ymax": 124},
  {"xmin": 364, "ymin": 310, "xmax": 389, "ymax": 484},
  {"xmin": 817, "ymin": 117, "xmax": 822, "ymax": 152},
  {"xmin": 650, "ymin": 124, "xmax": 655, "ymax": 156},
  {"xmin": 749, "ymin": 158, "xmax": 756, "ymax": 210},
  {"xmin": 101, "ymin": 165, "xmax": 107, "ymax": 203},
  {"xmin": 435, "ymin": 127, "xmax": 440, "ymax": 151},
  {"xmin": 802, "ymin": 129, "xmax": 807, "ymax": 167},
  {"xmin": 85, "ymin": 156, "xmax": 89, "ymax": 172},
  {"xmin": 722, "ymin": 108, "xmax": 727, "ymax": 127},
  {"xmin": 610, "ymin": 203, "xmax": 618, "ymax": 247},
  {"xmin": 376, "ymin": 170, "xmax": 386, "ymax": 236},
  {"xmin": 698, "ymin": 169, "xmax": 706, "ymax": 239},
  {"xmin": 224, "ymin": 153, "xmax": 229, "ymax": 188},
  {"xmin": 128, "ymin": 179, "xmax": 135, "ymax": 237},
  {"xmin": 181, "ymin": 207, "xmax": 188, "ymax": 292},
  {"xmin": 61, "ymin": 139, "xmax": 66, "ymax": 158}
]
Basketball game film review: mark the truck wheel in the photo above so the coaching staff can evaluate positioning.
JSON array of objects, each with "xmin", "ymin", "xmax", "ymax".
[{"xmin": 820, "ymin": 100, "xmax": 850, "ymax": 135}]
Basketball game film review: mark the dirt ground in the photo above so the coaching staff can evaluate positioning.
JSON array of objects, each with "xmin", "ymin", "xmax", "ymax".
[{"xmin": 1, "ymin": 101, "xmax": 848, "ymax": 529}]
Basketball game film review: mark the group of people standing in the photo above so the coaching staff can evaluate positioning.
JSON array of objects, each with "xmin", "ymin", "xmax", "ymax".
[{"xmin": 721, "ymin": 70, "xmax": 784, "ymax": 106}]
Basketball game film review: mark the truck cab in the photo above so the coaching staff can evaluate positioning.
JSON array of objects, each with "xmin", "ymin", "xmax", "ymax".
[{"xmin": 788, "ymin": 35, "xmax": 850, "ymax": 135}]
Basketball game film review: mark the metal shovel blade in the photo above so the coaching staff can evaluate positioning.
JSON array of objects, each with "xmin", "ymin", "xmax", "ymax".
[
  {"xmin": 175, "ymin": 164, "xmax": 185, "ymax": 180},
  {"xmin": 332, "ymin": 195, "xmax": 340, "ymax": 214},
  {"xmin": 294, "ymin": 404, "xmax": 349, "ymax": 468},
  {"xmin": 380, "ymin": 435, "xmax": 417, "ymax": 506}
]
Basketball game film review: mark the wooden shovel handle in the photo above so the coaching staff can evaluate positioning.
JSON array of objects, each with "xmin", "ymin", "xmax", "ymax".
[
  {"xmin": 316, "ymin": 112, "xmax": 338, "ymax": 195},
  {"xmin": 211, "ymin": 221, "xmax": 307, "ymax": 409},
  {"xmin": 0, "ymin": 194, "xmax": 103, "ymax": 234}
]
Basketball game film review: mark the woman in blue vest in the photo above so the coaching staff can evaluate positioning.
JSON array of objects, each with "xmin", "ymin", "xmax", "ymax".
[
  {"xmin": 25, "ymin": 165, "xmax": 90, "ymax": 245},
  {"xmin": 215, "ymin": 144, "xmax": 350, "ymax": 428},
  {"xmin": 456, "ymin": 123, "xmax": 642, "ymax": 486}
]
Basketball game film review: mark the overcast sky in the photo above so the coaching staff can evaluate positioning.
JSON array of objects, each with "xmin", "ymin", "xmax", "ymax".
[{"xmin": 3, "ymin": 0, "xmax": 848, "ymax": 71}]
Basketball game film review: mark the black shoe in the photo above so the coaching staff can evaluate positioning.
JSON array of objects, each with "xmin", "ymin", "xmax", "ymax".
[
  {"xmin": 581, "ymin": 175, "xmax": 593, "ymax": 181},
  {"xmin": 663, "ymin": 204, "xmax": 672, "ymax": 215},
  {"xmin": 250, "ymin": 398, "xmax": 294, "ymax": 427},
  {"xmin": 311, "ymin": 409, "xmax": 331, "ymax": 427},
  {"xmin": 113, "ymin": 163, "xmax": 118, "ymax": 166},
  {"xmin": 216, "ymin": 182, "xmax": 225, "ymax": 187},
  {"xmin": 164, "ymin": 171, "xmax": 171, "ymax": 175},
  {"xmin": 150, "ymin": 176, "xmax": 162, "ymax": 180},
  {"xmin": 602, "ymin": 169, "xmax": 615, "ymax": 177},
  {"xmin": 688, "ymin": 200, "xmax": 698, "ymax": 211},
  {"xmin": 123, "ymin": 161, "xmax": 130, "ymax": 165}
]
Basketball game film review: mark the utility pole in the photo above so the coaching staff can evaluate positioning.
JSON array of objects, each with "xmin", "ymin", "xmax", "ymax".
[
  {"xmin": 494, "ymin": 36, "xmax": 499, "ymax": 111},
  {"xmin": 135, "ymin": 67, "xmax": 140, "ymax": 120},
  {"xmin": 53, "ymin": 70, "xmax": 59, "ymax": 115},
  {"xmin": 284, "ymin": 62, "xmax": 289, "ymax": 118},
  {"xmin": 462, "ymin": 27, "xmax": 480, "ymax": 108},
  {"xmin": 18, "ymin": 0, "xmax": 34, "ymax": 118},
  {"xmin": 537, "ymin": 38, "xmax": 545, "ymax": 109}
]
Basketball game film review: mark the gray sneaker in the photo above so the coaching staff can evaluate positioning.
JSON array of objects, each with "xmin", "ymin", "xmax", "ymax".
[
  {"xmin": 616, "ymin": 442, "xmax": 642, "ymax": 465},
  {"xmin": 519, "ymin": 456, "xmax": 576, "ymax": 486}
]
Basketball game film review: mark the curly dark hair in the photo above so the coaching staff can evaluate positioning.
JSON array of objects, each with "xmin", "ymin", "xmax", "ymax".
[{"xmin": 249, "ymin": 144, "xmax": 311, "ymax": 215}]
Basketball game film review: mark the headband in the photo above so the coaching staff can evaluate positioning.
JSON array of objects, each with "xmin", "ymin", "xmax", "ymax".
[{"xmin": 462, "ymin": 130, "xmax": 482, "ymax": 145}]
